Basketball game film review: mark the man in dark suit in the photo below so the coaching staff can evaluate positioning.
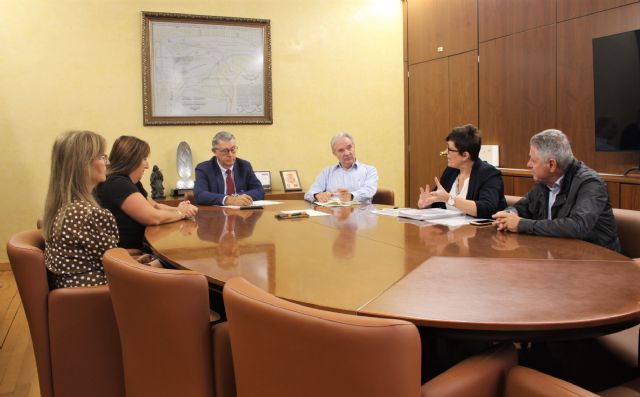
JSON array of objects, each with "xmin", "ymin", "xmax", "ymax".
[{"xmin": 194, "ymin": 131, "xmax": 264, "ymax": 205}]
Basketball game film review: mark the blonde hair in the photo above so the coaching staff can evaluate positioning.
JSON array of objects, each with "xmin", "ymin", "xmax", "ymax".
[{"xmin": 43, "ymin": 131, "xmax": 106, "ymax": 240}]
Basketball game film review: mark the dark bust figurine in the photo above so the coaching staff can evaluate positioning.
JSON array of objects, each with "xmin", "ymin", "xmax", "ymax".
[{"xmin": 150, "ymin": 165, "xmax": 165, "ymax": 199}]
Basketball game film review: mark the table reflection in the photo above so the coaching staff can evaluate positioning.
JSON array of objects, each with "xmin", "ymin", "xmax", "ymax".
[
  {"xmin": 197, "ymin": 209, "xmax": 262, "ymax": 269},
  {"xmin": 315, "ymin": 204, "xmax": 379, "ymax": 259}
]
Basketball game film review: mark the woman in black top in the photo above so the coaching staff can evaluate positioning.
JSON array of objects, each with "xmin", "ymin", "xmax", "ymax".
[
  {"xmin": 417, "ymin": 124, "xmax": 507, "ymax": 219},
  {"xmin": 97, "ymin": 136, "xmax": 198, "ymax": 252}
]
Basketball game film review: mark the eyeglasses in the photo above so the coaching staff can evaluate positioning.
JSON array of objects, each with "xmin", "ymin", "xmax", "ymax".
[
  {"xmin": 215, "ymin": 146, "xmax": 238, "ymax": 155},
  {"xmin": 96, "ymin": 154, "xmax": 110, "ymax": 164},
  {"xmin": 446, "ymin": 146, "xmax": 461, "ymax": 154}
]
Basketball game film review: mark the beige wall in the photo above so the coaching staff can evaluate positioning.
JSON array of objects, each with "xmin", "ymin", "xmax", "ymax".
[{"xmin": 0, "ymin": 0, "xmax": 405, "ymax": 262}]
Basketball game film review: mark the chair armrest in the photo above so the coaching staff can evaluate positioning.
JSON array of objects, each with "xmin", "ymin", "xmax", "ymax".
[{"xmin": 421, "ymin": 343, "xmax": 517, "ymax": 397}]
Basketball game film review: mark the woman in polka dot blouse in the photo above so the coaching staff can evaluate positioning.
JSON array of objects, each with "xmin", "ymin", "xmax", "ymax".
[{"xmin": 42, "ymin": 130, "xmax": 118, "ymax": 288}]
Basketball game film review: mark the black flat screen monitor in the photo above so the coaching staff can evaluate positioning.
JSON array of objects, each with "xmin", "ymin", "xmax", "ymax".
[{"xmin": 593, "ymin": 29, "xmax": 640, "ymax": 152}]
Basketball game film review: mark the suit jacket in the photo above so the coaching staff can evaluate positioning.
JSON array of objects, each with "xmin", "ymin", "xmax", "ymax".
[
  {"xmin": 194, "ymin": 157, "xmax": 265, "ymax": 205},
  {"xmin": 432, "ymin": 160, "xmax": 507, "ymax": 219}
]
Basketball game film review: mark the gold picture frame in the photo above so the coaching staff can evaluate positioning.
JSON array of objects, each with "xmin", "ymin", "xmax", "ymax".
[
  {"xmin": 142, "ymin": 11, "xmax": 272, "ymax": 125},
  {"xmin": 280, "ymin": 170, "xmax": 302, "ymax": 192}
]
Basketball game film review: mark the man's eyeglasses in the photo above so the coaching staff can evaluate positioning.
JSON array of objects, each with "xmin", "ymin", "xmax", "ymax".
[
  {"xmin": 215, "ymin": 146, "xmax": 238, "ymax": 155},
  {"xmin": 446, "ymin": 146, "xmax": 461, "ymax": 154}
]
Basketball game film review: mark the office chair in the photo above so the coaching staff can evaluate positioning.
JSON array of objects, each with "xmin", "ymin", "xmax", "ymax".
[
  {"xmin": 372, "ymin": 187, "xmax": 395, "ymax": 205},
  {"xmin": 103, "ymin": 247, "xmax": 235, "ymax": 397},
  {"xmin": 6, "ymin": 230, "xmax": 125, "ymax": 397},
  {"xmin": 505, "ymin": 195, "xmax": 522, "ymax": 207},
  {"xmin": 613, "ymin": 208, "xmax": 640, "ymax": 259},
  {"xmin": 505, "ymin": 365, "xmax": 640, "ymax": 397},
  {"xmin": 223, "ymin": 276, "xmax": 517, "ymax": 397}
]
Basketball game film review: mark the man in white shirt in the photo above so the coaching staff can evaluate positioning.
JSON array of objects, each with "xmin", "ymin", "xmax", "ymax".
[{"xmin": 304, "ymin": 132, "xmax": 378, "ymax": 203}]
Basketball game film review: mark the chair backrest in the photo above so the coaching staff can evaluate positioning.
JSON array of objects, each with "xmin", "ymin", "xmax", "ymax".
[
  {"xmin": 185, "ymin": 190, "xmax": 195, "ymax": 202},
  {"xmin": 103, "ymin": 248, "xmax": 216, "ymax": 397},
  {"xmin": 613, "ymin": 208, "xmax": 640, "ymax": 259},
  {"xmin": 505, "ymin": 365, "xmax": 640, "ymax": 397},
  {"xmin": 7, "ymin": 230, "xmax": 125, "ymax": 397},
  {"xmin": 223, "ymin": 277, "xmax": 421, "ymax": 397},
  {"xmin": 372, "ymin": 187, "xmax": 395, "ymax": 205},
  {"xmin": 505, "ymin": 366, "xmax": 600, "ymax": 397},
  {"xmin": 7, "ymin": 230, "xmax": 54, "ymax": 397}
]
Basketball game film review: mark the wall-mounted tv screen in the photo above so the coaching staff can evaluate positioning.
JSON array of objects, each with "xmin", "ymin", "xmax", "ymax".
[{"xmin": 593, "ymin": 29, "xmax": 640, "ymax": 152}]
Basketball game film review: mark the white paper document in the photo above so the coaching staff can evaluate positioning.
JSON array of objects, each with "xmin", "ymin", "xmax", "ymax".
[
  {"xmin": 372, "ymin": 208, "xmax": 407, "ymax": 217},
  {"xmin": 398, "ymin": 208, "xmax": 465, "ymax": 221},
  {"xmin": 222, "ymin": 200, "xmax": 282, "ymax": 209},
  {"xmin": 314, "ymin": 200, "xmax": 360, "ymax": 207}
]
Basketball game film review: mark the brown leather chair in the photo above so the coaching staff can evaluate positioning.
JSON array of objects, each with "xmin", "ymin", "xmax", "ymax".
[
  {"xmin": 223, "ymin": 276, "xmax": 517, "ymax": 397},
  {"xmin": 185, "ymin": 190, "xmax": 195, "ymax": 202},
  {"xmin": 505, "ymin": 365, "xmax": 640, "ymax": 397},
  {"xmin": 6, "ymin": 230, "xmax": 125, "ymax": 397},
  {"xmin": 372, "ymin": 187, "xmax": 395, "ymax": 205},
  {"xmin": 613, "ymin": 208, "xmax": 640, "ymax": 259},
  {"xmin": 103, "ymin": 248, "xmax": 235, "ymax": 397}
]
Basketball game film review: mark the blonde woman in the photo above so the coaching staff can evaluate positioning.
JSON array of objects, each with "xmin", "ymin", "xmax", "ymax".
[
  {"xmin": 97, "ymin": 136, "xmax": 197, "ymax": 253},
  {"xmin": 43, "ymin": 131, "xmax": 118, "ymax": 288}
]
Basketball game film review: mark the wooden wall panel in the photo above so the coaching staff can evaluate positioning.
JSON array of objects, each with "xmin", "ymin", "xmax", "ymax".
[
  {"xmin": 479, "ymin": 25, "xmax": 556, "ymax": 169},
  {"xmin": 502, "ymin": 175, "xmax": 515, "ymax": 195},
  {"xmin": 557, "ymin": 0, "xmax": 637, "ymax": 22},
  {"xmin": 607, "ymin": 182, "xmax": 620, "ymax": 208},
  {"xmin": 513, "ymin": 177, "xmax": 535, "ymax": 196},
  {"xmin": 620, "ymin": 184, "xmax": 640, "ymax": 209},
  {"xmin": 408, "ymin": 0, "xmax": 477, "ymax": 65},
  {"xmin": 479, "ymin": 0, "xmax": 556, "ymax": 42},
  {"xmin": 556, "ymin": 3, "xmax": 640, "ymax": 174},
  {"xmin": 449, "ymin": 50, "xmax": 479, "ymax": 127},
  {"xmin": 447, "ymin": 0, "xmax": 479, "ymax": 57},
  {"xmin": 408, "ymin": 58, "xmax": 450, "ymax": 207}
]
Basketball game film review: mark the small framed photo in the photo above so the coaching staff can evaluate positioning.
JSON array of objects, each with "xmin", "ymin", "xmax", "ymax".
[
  {"xmin": 280, "ymin": 170, "xmax": 302, "ymax": 192},
  {"xmin": 254, "ymin": 170, "xmax": 272, "ymax": 191}
]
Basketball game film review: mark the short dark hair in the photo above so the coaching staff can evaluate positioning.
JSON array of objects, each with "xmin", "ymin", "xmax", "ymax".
[{"xmin": 446, "ymin": 124, "xmax": 481, "ymax": 161}]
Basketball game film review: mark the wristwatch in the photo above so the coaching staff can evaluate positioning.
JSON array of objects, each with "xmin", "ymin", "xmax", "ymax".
[{"xmin": 447, "ymin": 195, "xmax": 456, "ymax": 206}]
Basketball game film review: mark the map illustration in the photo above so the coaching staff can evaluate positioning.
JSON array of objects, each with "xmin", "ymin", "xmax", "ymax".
[{"xmin": 150, "ymin": 21, "xmax": 265, "ymax": 117}]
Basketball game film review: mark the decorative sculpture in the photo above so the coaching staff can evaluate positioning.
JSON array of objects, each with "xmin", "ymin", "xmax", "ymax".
[
  {"xmin": 150, "ymin": 165, "xmax": 165, "ymax": 199},
  {"xmin": 176, "ymin": 141, "xmax": 195, "ymax": 190}
]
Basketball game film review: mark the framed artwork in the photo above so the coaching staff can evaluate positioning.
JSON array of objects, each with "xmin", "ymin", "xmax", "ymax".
[
  {"xmin": 142, "ymin": 11, "xmax": 272, "ymax": 125},
  {"xmin": 280, "ymin": 170, "xmax": 302, "ymax": 192},
  {"xmin": 254, "ymin": 170, "xmax": 272, "ymax": 191}
]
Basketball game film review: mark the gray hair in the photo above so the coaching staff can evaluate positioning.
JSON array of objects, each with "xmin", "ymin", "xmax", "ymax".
[
  {"xmin": 212, "ymin": 131, "xmax": 235, "ymax": 149},
  {"xmin": 530, "ymin": 129, "xmax": 574, "ymax": 170},
  {"xmin": 330, "ymin": 132, "xmax": 354, "ymax": 152}
]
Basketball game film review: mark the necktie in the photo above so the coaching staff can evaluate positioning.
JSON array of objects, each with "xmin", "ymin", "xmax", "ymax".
[
  {"xmin": 226, "ymin": 169, "xmax": 235, "ymax": 195},
  {"xmin": 227, "ymin": 215, "xmax": 236, "ymax": 233}
]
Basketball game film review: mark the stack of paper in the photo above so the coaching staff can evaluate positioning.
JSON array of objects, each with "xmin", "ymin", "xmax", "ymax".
[
  {"xmin": 398, "ymin": 208, "xmax": 464, "ymax": 221},
  {"xmin": 314, "ymin": 200, "xmax": 359, "ymax": 207}
]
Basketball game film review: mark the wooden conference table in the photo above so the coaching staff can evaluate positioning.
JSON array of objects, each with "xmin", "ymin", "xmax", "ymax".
[{"xmin": 145, "ymin": 200, "xmax": 640, "ymax": 341}]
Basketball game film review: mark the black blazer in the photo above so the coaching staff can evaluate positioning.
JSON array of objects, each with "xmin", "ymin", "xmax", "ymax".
[{"xmin": 432, "ymin": 160, "xmax": 507, "ymax": 219}]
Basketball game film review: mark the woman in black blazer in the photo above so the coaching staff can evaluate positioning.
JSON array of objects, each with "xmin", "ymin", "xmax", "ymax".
[{"xmin": 418, "ymin": 124, "xmax": 507, "ymax": 219}]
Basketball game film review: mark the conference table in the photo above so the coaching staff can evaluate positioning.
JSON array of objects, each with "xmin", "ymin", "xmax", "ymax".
[{"xmin": 145, "ymin": 200, "xmax": 640, "ymax": 341}]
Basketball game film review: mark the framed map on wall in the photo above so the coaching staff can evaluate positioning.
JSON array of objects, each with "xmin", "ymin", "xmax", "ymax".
[{"xmin": 142, "ymin": 11, "xmax": 272, "ymax": 125}]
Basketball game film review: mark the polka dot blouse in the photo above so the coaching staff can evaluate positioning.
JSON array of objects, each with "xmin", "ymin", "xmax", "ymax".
[{"xmin": 45, "ymin": 201, "xmax": 119, "ymax": 289}]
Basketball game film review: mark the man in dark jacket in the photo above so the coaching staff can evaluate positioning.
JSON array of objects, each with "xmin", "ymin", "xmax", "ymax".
[
  {"xmin": 493, "ymin": 129, "xmax": 621, "ymax": 252},
  {"xmin": 194, "ymin": 131, "xmax": 264, "ymax": 206}
]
